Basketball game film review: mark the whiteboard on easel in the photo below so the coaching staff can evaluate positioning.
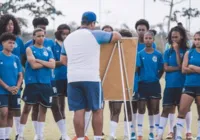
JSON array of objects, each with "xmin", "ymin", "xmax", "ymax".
[{"xmin": 100, "ymin": 38, "xmax": 138, "ymax": 101}]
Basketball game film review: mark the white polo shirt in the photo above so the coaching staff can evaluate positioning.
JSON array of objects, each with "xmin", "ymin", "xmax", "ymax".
[{"xmin": 62, "ymin": 28, "xmax": 112, "ymax": 83}]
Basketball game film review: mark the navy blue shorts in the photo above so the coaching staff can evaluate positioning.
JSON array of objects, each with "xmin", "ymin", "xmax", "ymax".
[
  {"xmin": 55, "ymin": 79, "xmax": 67, "ymax": 96},
  {"xmin": 138, "ymin": 81, "xmax": 161, "ymax": 100},
  {"xmin": 132, "ymin": 92, "xmax": 139, "ymax": 101},
  {"xmin": 22, "ymin": 83, "xmax": 53, "ymax": 108},
  {"xmin": 51, "ymin": 81, "xmax": 58, "ymax": 97},
  {"xmin": 163, "ymin": 87, "xmax": 182, "ymax": 106},
  {"xmin": 0, "ymin": 94, "xmax": 21, "ymax": 109},
  {"xmin": 67, "ymin": 81, "xmax": 104, "ymax": 111},
  {"xmin": 183, "ymin": 86, "xmax": 200, "ymax": 98}
]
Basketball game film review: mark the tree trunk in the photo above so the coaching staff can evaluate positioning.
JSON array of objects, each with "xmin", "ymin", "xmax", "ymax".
[{"xmin": 167, "ymin": 0, "xmax": 174, "ymax": 33}]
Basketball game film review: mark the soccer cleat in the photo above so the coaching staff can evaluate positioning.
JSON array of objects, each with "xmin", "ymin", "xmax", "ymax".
[
  {"xmin": 130, "ymin": 132, "xmax": 136, "ymax": 140},
  {"xmin": 186, "ymin": 133, "xmax": 192, "ymax": 140},
  {"xmin": 166, "ymin": 132, "xmax": 174, "ymax": 139},
  {"xmin": 148, "ymin": 133, "xmax": 154, "ymax": 140}
]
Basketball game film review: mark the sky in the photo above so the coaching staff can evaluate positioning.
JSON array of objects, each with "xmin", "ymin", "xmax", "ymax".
[{"xmin": 3, "ymin": 0, "xmax": 200, "ymax": 33}]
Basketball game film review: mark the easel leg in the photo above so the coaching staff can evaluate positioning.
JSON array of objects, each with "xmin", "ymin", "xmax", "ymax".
[{"xmin": 118, "ymin": 41, "xmax": 131, "ymax": 140}]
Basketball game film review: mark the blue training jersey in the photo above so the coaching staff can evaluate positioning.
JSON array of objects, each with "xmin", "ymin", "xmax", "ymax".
[
  {"xmin": 52, "ymin": 41, "xmax": 67, "ymax": 80},
  {"xmin": 0, "ymin": 52, "xmax": 22, "ymax": 95},
  {"xmin": 133, "ymin": 42, "xmax": 157, "ymax": 92},
  {"xmin": 137, "ymin": 49, "xmax": 163, "ymax": 83},
  {"xmin": 25, "ymin": 46, "xmax": 54, "ymax": 85},
  {"xmin": 184, "ymin": 49, "xmax": 200, "ymax": 86},
  {"xmin": 164, "ymin": 48, "xmax": 186, "ymax": 88}
]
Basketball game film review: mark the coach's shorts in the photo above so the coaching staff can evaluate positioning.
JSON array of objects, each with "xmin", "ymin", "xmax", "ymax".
[
  {"xmin": 55, "ymin": 79, "xmax": 67, "ymax": 96},
  {"xmin": 163, "ymin": 87, "xmax": 182, "ymax": 106},
  {"xmin": 22, "ymin": 83, "xmax": 53, "ymax": 108},
  {"xmin": 182, "ymin": 86, "xmax": 200, "ymax": 98},
  {"xmin": 51, "ymin": 81, "xmax": 58, "ymax": 97},
  {"xmin": 67, "ymin": 81, "xmax": 104, "ymax": 111},
  {"xmin": 0, "ymin": 94, "xmax": 21, "ymax": 109},
  {"xmin": 138, "ymin": 81, "xmax": 161, "ymax": 100}
]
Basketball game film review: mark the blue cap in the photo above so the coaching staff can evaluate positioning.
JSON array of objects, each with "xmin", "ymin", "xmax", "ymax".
[{"xmin": 81, "ymin": 11, "xmax": 97, "ymax": 23}]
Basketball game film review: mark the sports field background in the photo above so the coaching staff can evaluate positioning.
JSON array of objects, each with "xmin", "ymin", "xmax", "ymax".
[{"xmin": 10, "ymin": 79, "xmax": 199, "ymax": 140}]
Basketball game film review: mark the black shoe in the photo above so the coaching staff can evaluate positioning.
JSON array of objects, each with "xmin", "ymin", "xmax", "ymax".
[
  {"xmin": 173, "ymin": 125, "xmax": 177, "ymax": 139},
  {"xmin": 60, "ymin": 136, "xmax": 62, "ymax": 140},
  {"xmin": 6, "ymin": 139, "xmax": 11, "ymax": 140},
  {"xmin": 15, "ymin": 134, "xmax": 19, "ymax": 140}
]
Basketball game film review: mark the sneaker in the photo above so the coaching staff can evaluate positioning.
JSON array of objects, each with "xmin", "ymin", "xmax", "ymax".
[
  {"xmin": 148, "ymin": 133, "xmax": 154, "ymax": 140},
  {"xmin": 186, "ymin": 133, "xmax": 192, "ymax": 140},
  {"xmin": 131, "ymin": 132, "xmax": 136, "ymax": 140},
  {"xmin": 196, "ymin": 137, "xmax": 200, "ymax": 140},
  {"xmin": 137, "ymin": 136, "xmax": 142, "ymax": 140},
  {"xmin": 166, "ymin": 132, "xmax": 174, "ymax": 139}
]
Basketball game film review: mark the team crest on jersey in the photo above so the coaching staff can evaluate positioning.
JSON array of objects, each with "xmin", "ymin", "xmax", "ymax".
[
  {"xmin": 191, "ymin": 56, "xmax": 194, "ymax": 59},
  {"xmin": 0, "ymin": 60, "xmax": 3, "ymax": 64},
  {"xmin": 152, "ymin": 56, "xmax": 157, "ymax": 62},
  {"xmin": 43, "ymin": 51, "xmax": 48, "ymax": 56},
  {"xmin": 14, "ymin": 62, "xmax": 17, "ymax": 68}
]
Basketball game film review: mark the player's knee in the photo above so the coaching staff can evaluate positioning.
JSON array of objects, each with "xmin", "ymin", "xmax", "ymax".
[
  {"xmin": 178, "ymin": 107, "xmax": 187, "ymax": 118},
  {"xmin": 0, "ymin": 109, "xmax": 8, "ymax": 119},
  {"xmin": 112, "ymin": 108, "xmax": 121, "ymax": 116},
  {"xmin": 23, "ymin": 106, "xmax": 32, "ymax": 115},
  {"xmin": 138, "ymin": 106, "xmax": 145, "ymax": 114},
  {"xmin": 162, "ymin": 106, "xmax": 171, "ymax": 117}
]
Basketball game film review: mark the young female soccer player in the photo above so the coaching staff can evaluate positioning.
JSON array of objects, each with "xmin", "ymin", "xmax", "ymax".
[
  {"xmin": 175, "ymin": 31, "xmax": 200, "ymax": 140},
  {"xmin": 0, "ymin": 32, "xmax": 23, "ymax": 140},
  {"xmin": 136, "ymin": 31, "xmax": 164, "ymax": 140},
  {"xmin": 157, "ymin": 26, "xmax": 190, "ymax": 140},
  {"xmin": 17, "ymin": 28, "xmax": 55, "ymax": 140},
  {"xmin": 0, "ymin": 14, "xmax": 25, "ymax": 139},
  {"xmin": 52, "ymin": 24, "xmax": 71, "ymax": 140}
]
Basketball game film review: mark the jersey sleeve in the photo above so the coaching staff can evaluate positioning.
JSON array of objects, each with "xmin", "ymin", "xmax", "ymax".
[
  {"xmin": 16, "ymin": 56, "xmax": 22, "ymax": 73},
  {"xmin": 17, "ymin": 37, "xmax": 25, "ymax": 55},
  {"xmin": 163, "ymin": 49, "xmax": 169, "ymax": 64},
  {"xmin": 136, "ymin": 53, "xmax": 141, "ymax": 67},
  {"xmin": 91, "ymin": 30, "xmax": 113, "ymax": 45},
  {"xmin": 48, "ymin": 49, "xmax": 54, "ymax": 60},
  {"xmin": 61, "ymin": 44, "xmax": 67, "ymax": 56},
  {"xmin": 24, "ymin": 40, "xmax": 33, "ymax": 50}
]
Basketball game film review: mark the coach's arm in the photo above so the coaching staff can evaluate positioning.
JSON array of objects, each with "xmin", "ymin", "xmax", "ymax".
[{"xmin": 26, "ymin": 47, "xmax": 44, "ymax": 69}]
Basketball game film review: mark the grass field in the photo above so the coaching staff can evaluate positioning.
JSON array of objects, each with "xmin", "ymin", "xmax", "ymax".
[{"xmin": 10, "ymin": 79, "xmax": 199, "ymax": 140}]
